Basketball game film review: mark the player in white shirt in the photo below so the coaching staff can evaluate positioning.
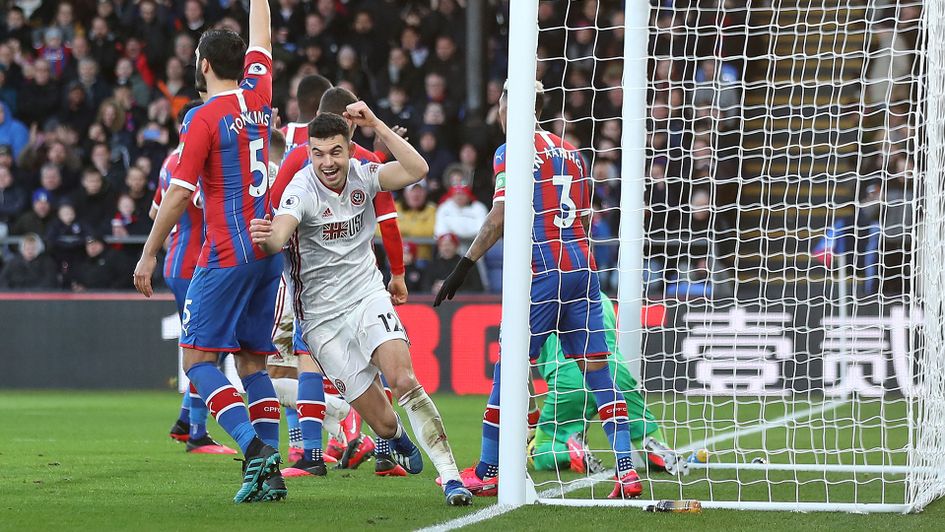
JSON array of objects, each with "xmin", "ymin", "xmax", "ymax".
[{"xmin": 249, "ymin": 102, "xmax": 472, "ymax": 506}]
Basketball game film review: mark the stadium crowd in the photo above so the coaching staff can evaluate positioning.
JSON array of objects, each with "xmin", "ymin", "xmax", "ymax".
[{"xmin": 1, "ymin": 0, "xmax": 910, "ymax": 296}]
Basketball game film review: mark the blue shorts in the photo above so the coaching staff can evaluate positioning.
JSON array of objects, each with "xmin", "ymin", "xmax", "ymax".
[
  {"xmin": 180, "ymin": 255, "xmax": 283, "ymax": 355},
  {"xmin": 528, "ymin": 269, "xmax": 609, "ymax": 360},
  {"xmin": 165, "ymin": 277, "xmax": 191, "ymax": 318}
]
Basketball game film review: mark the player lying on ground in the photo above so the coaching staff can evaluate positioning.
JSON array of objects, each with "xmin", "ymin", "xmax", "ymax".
[
  {"xmin": 152, "ymin": 99, "xmax": 235, "ymax": 456},
  {"xmin": 434, "ymin": 80, "xmax": 642, "ymax": 499},
  {"xmin": 529, "ymin": 291, "xmax": 686, "ymax": 478},
  {"xmin": 268, "ymin": 84, "xmax": 410, "ymax": 478},
  {"xmin": 250, "ymin": 106, "xmax": 472, "ymax": 506},
  {"xmin": 134, "ymin": 0, "xmax": 288, "ymax": 504}
]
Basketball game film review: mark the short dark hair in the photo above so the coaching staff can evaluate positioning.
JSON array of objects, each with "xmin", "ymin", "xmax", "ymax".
[
  {"xmin": 308, "ymin": 113, "xmax": 350, "ymax": 142},
  {"xmin": 196, "ymin": 30, "xmax": 246, "ymax": 82},
  {"xmin": 177, "ymin": 99, "xmax": 203, "ymax": 125},
  {"xmin": 501, "ymin": 80, "xmax": 545, "ymax": 116},
  {"xmin": 297, "ymin": 75, "xmax": 332, "ymax": 118},
  {"xmin": 318, "ymin": 87, "xmax": 358, "ymax": 116}
]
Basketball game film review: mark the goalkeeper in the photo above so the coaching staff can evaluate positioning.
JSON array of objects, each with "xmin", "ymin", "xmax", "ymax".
[{"xmin": 529, "ymin": 291, "xmax": 687, "ymax": 476}]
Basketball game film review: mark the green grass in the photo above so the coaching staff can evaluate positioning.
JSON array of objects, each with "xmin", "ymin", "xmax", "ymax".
[{"xmin": 1, "ymin": 391, "xmax": 943, "ymax": 531}]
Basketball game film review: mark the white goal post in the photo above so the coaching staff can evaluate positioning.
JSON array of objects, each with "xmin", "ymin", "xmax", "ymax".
[{"xmin": 498, "ymin": 0, "xmax": 945, "ymax": 513}]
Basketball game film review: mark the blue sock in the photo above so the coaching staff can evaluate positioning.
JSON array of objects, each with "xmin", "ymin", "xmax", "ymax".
[
  {"xmin": 242, "ymin": 371, "xmax": 281, "ymax": 449},
  {"xmin": 186, "ymin": 362, "xmax": 256, "ymax": 454},
  {"xmin": 298, "ymin": 372, "xmax": 325, "ymax": 462},
  {"xmin": 476, "ymin": 362, "xmax": 501, "ymax": 479},
  {"xmin": 285, "ymin": 408, "xmax": 302, "ymax": 448},
  {"xmin": 584, "ymin": 366, "xmax": 634, "ymax": 475},
  {"xmin": 188, "ymin": 384, "xmax": 208, "ymax": 440},
  {"xmin": 178, "ymin": 393, "xmax": 190, "ymax": 424}
]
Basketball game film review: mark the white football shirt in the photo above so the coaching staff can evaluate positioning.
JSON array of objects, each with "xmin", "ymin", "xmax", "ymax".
[{"xmin": 275, "ymin": 159, "xmax": 386, "ymax": 334}]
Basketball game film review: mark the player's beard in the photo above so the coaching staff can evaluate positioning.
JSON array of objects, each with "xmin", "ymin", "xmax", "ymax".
[{"xmin": 195, "ymin": 65, "xmax": 207, "ymax": 94}]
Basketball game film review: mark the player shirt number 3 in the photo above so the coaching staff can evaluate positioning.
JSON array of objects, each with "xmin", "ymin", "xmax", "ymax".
[{"xmin": 275, "ymin": 159, "xmax": 387, "ymax": 333}]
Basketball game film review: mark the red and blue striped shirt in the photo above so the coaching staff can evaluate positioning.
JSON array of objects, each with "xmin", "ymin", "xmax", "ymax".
[
  {"xmin": 152, "ymin": 149, "xmax": 204, "ymax": 279},
  {"xmin": 172, "ymin": 47, "xmax": 274, "ymax": 269},
  {"xmin": 493, "ymin": 131, "xmax": 594, "ymax": 273}
]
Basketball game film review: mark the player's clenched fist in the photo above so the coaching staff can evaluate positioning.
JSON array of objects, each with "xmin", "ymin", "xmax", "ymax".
[
  {"xmin": 250, "ymin": 214, "xmax": 273, "ymax": 244},
  {"xmin": 343, "ymin": 101, "xmax": 379, "ymax": 129}
]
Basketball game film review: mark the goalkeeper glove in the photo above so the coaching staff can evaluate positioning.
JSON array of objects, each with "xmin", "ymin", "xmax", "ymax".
[{"xmin": 433, "ymin": 256, "xmax": 476, "ymax": 307}]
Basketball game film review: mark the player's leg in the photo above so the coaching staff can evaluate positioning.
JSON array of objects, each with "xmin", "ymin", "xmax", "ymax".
[
  {"xmin": 269, "ymin": 364, "xmax": 302, "ymax": 460},
  {"xmin": 166, "ymin": 277, "xmax": 193, "ymax": 442},
  {"xmin": 282, "ymin": 353, "xmax": 329, "ymax": 477},
  {"xmin": 561, "ymin": 273, "xmax": 639, "ymax": 499}
]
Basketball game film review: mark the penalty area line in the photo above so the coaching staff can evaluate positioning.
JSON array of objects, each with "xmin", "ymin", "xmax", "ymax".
[{"xmin": 416, "ymin": 399, "xmax": 847, "ymax": 531}]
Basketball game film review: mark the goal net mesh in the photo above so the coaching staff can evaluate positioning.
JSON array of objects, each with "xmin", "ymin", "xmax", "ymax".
[{"xmin": 518, "ymin": 0, "xmax": 945, "ymax": 510}]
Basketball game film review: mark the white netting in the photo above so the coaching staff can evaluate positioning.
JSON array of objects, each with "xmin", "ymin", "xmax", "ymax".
[{"xmin": 509, "ymin": 0, "xmax": 945, "ymax": 511}]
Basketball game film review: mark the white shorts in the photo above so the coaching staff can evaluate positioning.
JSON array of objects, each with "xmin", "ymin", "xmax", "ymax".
[{"xmin": 302, "ymin": 292, "xmax": 407, "ymax": 401}]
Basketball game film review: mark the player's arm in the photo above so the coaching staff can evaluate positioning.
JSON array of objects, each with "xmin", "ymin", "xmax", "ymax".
[
  {"xmin": 344, "ymin": 101, "xmax": 428, "ymax": 190},
  {"xmin": 149, "ymin": 185, "xmax": 162, "ymax": 220},
  {"xmin": 134, "ymin": 184, "xmax": 192, "ymax": 297},
  {"xmin": 247, "ymin": 0, "xmax": 271, "ymax": 54},
  {"xmin": 250, "ymin": 214, "xmax": 299, "ymax": 255}
]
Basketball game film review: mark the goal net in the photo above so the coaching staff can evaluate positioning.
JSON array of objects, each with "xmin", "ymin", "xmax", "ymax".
[{"xmin": 498, "ymin": 0, "xmax": 945, "ymax": 512}]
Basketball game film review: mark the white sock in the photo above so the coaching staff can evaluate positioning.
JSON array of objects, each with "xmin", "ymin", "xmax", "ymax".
[
  {"xmin": 323, "ymin": 393, "xmax": 350, "ymax": 437},
  {"xmin": 399, "ymin": 386, "xmax": 460, "ymax": 484},
  {"xmin": 271, "ymin": 378, "xmax": 298, "ymax": 408}
]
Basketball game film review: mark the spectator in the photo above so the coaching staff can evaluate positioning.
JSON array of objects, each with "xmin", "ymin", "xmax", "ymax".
[
  {"xmin": 70, "ymin": 167, "xmax": 117, "ymax": 232},
  {"xmin": 335, "ymin": 45, "xmax": 370, "ymax": 98},
  {"xmin": 112, "ymin": 57, "xmax": 151, "ymax": 116},
  {"xmin": 425, "ymin": 233, "xmax": 482, "ymax": 294},
  {"xmin": 400, "ymin": 26, "xmax": 429, "ymax": 69},
  {"xmin": 434, "ymin": 184, "xmax": 487, "ymax": 241},
  {"xmin": 377, "ymin": 85, "xmax": 418, "ymax": 133},
  {"xmin": 17, "ymin": 60, "xmax": 61, "ymax": 128},
  {"xmin": 0, "ymin": 102, "xmax": 28, "ymax": 158},
  {"xmin": 378, "ymin": 47, "xmax": 423, "ymax": 98},
  {"xmin": 88, "ymin": 17, "xmax": 119, "ymax": 81},
  {"xmin": 71, "ymin": 233, "xmax": 130, "ymax": 291},
  {"xmin": 123, "ymin": 166, "xmax": 153, "ymax": 219},
  {"xmin": 425, "ymin": 36, "xmax": 465, "ymax": 101},
  {"xmin": 76, "ymin": 58, "xmax": 113, "ymax": 110},
  {"xmin": 122, "ymin": 38, "xmax": 155, "ymax": 88},
  {"xmin": 37, "ymin": 27, "xmax": 71, "ymax": 80},
  {"xmin": 397, "ymin": 182, "xmax": 438, "ymax": 262},
  {"xmin": 89, "ymin": 142, "xmax": 126, "ymax": 190},
  {"xmin": 97, "ymin": 98, "xmax": 135, "ymax": 165},
  {"xmin": 2, "ymin": 7, "xmax": 33, "ymax": 52},
  {"xmin": 12, "ymin": 189, "xmax": 53, "ymax": 236},
  {"xmin": 57, "ymin": 83, "xmax": 93, "ymax": 136},
  {"xmin": 111, "ymin": 193, "xmax": 149, "ymax": 239},
  {"xmin": 157, "ymin": 57, "xmax": 199, "ymax": 120},
  {"xmin": 45, "ymin": 201, "xmax": 89, "ymax": 279},
  {"xmin": 37, "ymin": 164, "xmax": 65, "ymax": 205},
  {"xmin": 0, "ymin": 165, "xmax": 26, "ymax": 232},
  {"xmin": 136, "ymin": 0, "xmax": 170, "ymax": 70},
  {"xmin": 0, "ymin": 232, "xmax": 57, "ymax": 289},
  {"xmin": 48, "ymin": 2, "xmax": 80, "ymax": 45},
  {"xmin": 0, "ymin": 69, "xmax": 17, "ymax": 117},
  {"xmin": 417, "ymin": 128, "xmax": 455, "ymax": 194}
]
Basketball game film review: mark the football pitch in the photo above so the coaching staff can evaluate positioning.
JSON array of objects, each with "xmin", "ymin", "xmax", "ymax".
[{"xmin": 3, "ymin": 391, "xmax": 944, "ymax": 531}]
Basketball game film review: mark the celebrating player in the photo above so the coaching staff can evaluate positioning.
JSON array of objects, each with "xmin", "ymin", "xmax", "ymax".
[
  {"xmin": 250, "ymin": 104, "xmax": 472, "ymax": 506},
  {"xmin": 433, "ymin": 80, "xmax": 643, "ymax": 499},
  {"xmin": 133, "ymin": 0, "xmax": 287, "ymax": 503},
  {"xmin": 272, "ymin": 85, "xmax": 410, "ymax": 478},
  {"xmin": 530, "ymin": 291, "xmax": 686, "ymax": 477},
  {"xmin": 153, "ymin": 99, "xmax": 236, "ymax": 456}
]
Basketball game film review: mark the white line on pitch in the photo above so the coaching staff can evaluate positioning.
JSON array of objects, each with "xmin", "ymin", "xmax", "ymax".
[{"xmin": 415, "ymin": 399, "xmax": 847, "ymax": 532}]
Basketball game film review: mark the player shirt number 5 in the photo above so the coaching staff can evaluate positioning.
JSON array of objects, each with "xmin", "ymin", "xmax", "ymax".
[
  {"xmin": 171, "ymin": 47, "xmax": 274, "ymax": 269},
  {"xmin": 275, "ymin": 159, "xmax": 387, "ymax": 333}
]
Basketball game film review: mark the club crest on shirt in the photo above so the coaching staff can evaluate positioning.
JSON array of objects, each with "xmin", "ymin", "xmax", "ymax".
[{"xmin": 351, "ymin": 188, "xmax": 366, "ymax": 206}]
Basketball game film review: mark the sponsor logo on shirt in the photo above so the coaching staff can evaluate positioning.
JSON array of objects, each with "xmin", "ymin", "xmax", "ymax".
[{"xmin": 321, "ymin": 212, "xmax": 364, "ymax": 242}]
